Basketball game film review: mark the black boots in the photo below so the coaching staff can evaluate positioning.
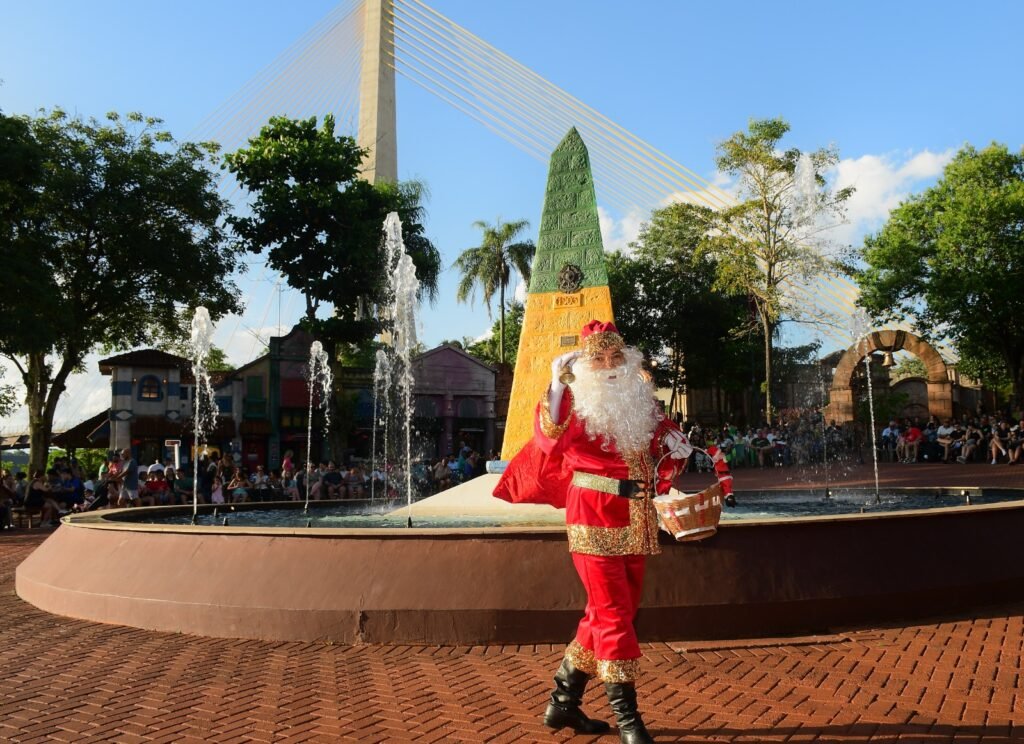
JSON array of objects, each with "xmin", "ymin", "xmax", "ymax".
[
  {"xmin": 605, "ymin": 682, "xmax": 655, "ymax": 744},
  {"xmin": 542, "ymin": 658, "xmax": 611, "ymax": 734}
]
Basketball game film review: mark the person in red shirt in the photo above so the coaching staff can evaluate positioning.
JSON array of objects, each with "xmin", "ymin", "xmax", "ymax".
[
  {"xmin": 496, "ymin": 321, "xmax": 717, "ymax": 744},
  {"xmin": 142, "ymin": 469, "xmax": 170, "ymax": 506},
  {"xmin": 902, "ymin": 424, "xmax": 924, "ymax": 463}
]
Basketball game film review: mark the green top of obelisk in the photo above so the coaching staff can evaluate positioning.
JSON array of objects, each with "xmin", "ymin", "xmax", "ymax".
[{"xmin": 528, "ymin": 127, "xmax": 608, "ymax": 294}]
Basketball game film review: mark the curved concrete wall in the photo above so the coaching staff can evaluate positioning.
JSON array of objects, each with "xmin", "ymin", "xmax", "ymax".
[{"xmin": 16, "ymin": 500, "xmax": 1024, "ymax": 644}]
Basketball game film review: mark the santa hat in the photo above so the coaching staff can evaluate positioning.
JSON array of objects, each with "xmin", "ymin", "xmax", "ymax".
[{"xmin": 580, "ymin": 320, "xmax": 625, "ymax": 357}]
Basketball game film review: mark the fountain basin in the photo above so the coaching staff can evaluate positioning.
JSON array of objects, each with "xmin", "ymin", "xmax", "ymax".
[{"xmin": 16, "ymin": 490, "xmax": 1024, "ymax": 644}]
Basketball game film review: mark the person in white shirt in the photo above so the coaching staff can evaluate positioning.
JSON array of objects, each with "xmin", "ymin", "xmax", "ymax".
[{"xmin": 935, "ymin": 420, "xmax": 957, "ymax": 462}]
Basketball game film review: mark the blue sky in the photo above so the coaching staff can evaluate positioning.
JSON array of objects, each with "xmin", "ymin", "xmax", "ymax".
[{"xmin": 2, "ymin": 0, "xmax": 1023, "ymax": 431}]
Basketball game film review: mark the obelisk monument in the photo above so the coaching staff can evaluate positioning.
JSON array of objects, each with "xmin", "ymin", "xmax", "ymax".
[{"xmin": 500, "ymin": 128, "xmax": 615, "ymax": 459}]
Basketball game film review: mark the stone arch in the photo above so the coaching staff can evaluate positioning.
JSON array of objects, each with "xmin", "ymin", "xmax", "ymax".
[{"xmin": 824, "ymin": 329, "xmax": 951, "ymax": 423}]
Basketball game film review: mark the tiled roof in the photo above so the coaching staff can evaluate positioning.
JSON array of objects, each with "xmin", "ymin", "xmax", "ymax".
[{"xmin": 98, "ymin": 349, "xmax": 190, "ymax": 375}]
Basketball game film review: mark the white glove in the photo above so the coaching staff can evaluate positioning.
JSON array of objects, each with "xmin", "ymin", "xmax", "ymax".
[
  {"xmin": 663, "ymin": 429, "xmax": 693, "ymax": 460},
  {"xmin": 548, "ymin": 350, "xmax": 581, "ymax": 425}
]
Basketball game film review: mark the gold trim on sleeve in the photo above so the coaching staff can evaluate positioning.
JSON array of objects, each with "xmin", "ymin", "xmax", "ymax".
[
  {"xmin": 597, "ymin": 658, "xmax": 641, "ymax": 683},
  {"xmin": 539, "ymin": 388, "xmax": 573, "ymax": 439}
]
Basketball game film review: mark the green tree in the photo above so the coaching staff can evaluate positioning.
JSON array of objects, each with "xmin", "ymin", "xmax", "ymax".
[
  {"xmin": 224, "ymin": 115, "xmax": 440, "ymax": 346},
  {"xmin": 711, "ymin": 118, "xmax": 853, "ymax": 422},
  {"xmin": 466, "ymin": 301, "xmax": 524, "ymax": 368},
  {"xmin": 224, "ymin": 114, "xmax": 441, "ymax": 452},
  {"xmin": 857, "ymin": 144, "xmax": 1024, "ymax": 407},
  {"xmin": 0, "ymin": 110, "xmax": 243, "ymax": 471},
  {"xmin": 0, "ymin": 368, "xmax": 17, "ymax": 418},
  {"xmin": 453, "ymin": 219, "xmax": 534, "ymax": 364},
  {"xmin": 609, "ymin": 203, "xmax": 751, "ymax": 417},
  {"xmin": 890, "ymin": 356, "xmax": 928, "ymax": 382}
]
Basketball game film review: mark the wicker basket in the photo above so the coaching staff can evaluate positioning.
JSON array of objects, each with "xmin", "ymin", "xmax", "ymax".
[{"xmin": 653, "ymin": 481, "xmax": 724, "ymax": 542}]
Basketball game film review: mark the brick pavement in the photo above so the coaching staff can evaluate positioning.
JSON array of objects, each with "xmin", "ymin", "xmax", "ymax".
[{"xmin": 2, "ymin": 532, "xmax": 1024, "ymax": 742}]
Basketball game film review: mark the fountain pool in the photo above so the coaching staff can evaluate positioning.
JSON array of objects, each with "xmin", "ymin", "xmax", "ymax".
[{"xmin": 16, "ymin": 485, "xmax": 1024, "ymax": 645}]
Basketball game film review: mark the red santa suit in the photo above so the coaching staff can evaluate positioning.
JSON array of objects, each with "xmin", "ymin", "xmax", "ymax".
[
  {"xmin": 496, "ymin": 333, "xmax": 688, "ymax": 685},
  {"xmin": 537, "ymin": 386, "xmax": 682, "ymax": 682}
]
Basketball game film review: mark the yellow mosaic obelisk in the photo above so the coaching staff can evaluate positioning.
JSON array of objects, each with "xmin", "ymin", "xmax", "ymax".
[{"xmin": 501, "ymin": 128, "xmax": 615, "ymax": 459}]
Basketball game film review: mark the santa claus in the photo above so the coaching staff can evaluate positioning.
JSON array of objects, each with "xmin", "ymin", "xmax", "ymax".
[{"xmin": 495, "ymin": 320, "xmax": 698, "ymax": 744}]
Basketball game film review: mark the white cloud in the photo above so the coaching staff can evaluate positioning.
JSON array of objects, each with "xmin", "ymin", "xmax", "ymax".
[
  {"xmin": 512, "ymin": 278, "xmax": 528, "ymax": 305},
  {"xmin": 826, "ymin": 148, "xmax": 955, "ymax": 246},
  {"xmin": 598, "ymin": 205, "xmax": 646, "ymax": 255},
  {"xmin": 0, "ymin": 352, "xmax": 111, "ymax": 434}
]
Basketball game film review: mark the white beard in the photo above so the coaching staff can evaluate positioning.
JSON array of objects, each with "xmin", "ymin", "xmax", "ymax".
[{"xmin": 572, "ymin": 347, "xmax": 660, "ymax": 454}]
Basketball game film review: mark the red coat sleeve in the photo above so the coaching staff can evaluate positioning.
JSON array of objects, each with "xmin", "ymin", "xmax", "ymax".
[{"xmin": 492, "ymin": 391, "xmax": 574, "ymax": 508}]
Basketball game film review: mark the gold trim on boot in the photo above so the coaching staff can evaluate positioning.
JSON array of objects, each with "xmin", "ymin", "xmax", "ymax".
[
  {"xmin": 564, "ymin": 639, "xmax": 597, "ymax": 676},
  {"xmin": 597, "ymin": 658, "xmax": 641, "ymax": 684}
]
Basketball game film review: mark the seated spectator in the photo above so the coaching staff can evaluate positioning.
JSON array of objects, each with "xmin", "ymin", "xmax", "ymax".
[
  {"xmin": 345, "ymin": 466, "xmax": 365, "ymax": 499},
  {"xmin": 175, "ymin": 471, "xmax": 199, "ymax": 505},
  {"xmin": 990, "ymin": 421, "xmax": 1012, "ymax": 464},
  {"xmin": 26, "ymin": 470, "xmax": 60, "ymax": 527},
  {"xmin": 432, "ymin": 458, "xmax": 450, "ymax": 491},
  {"xmin": 307, "ymin": 463, "xmax": 328, "ymax": 501},
  {"xmin": 771, "ymin": 428, "xmax": 788, "ymax": 466},
  {"xmin": 447, "ymin": 455, "xmax": 461, "ymax": 485},
  {"xmin": 902, "ymin": 424, "xmax": 924, "ymax": 463},
  {"xmin": 227, "ymin": 471, "xmax": 250, "ymax": 503},
  {"xmin": 51, "ymin": 468, "xmax": 76, "ymax": 513},
  {"xmin": 250, "ymin": 465, "xmax": 270, "ymax": 501},
  {"xmin": 751, "ymin": 430, "xmax": 773, "ymax": 468},
  {"xmin": 266, "ymin": 470, "xmax": 284, "ymax": 500},
  {"xmin": 1008, "ymin": 423, "xmax": 1024, "ymax": 466},
  {"xmin": 75, "ymin": 481, "xmax": 99, "ymax": 513},
  {"xmin": 143, "ymin": 470, "xmax": 172, "ymax": 506},
  {"xmin": 958, "ymin": 425, "xmax": 982, "ymax": 463},
  {"xmin": 936, "ymin": 419, "xmax": 958, "ymax": 462},
  {"xmin": 321, "ymin": 461, "xmax": 345, "ymax": 499},
  {"xmin": 13, "ymin": 471, "xmax": 27, "ymax": 506},
  {"xmin": 369, "ymin": 465, "xmax": 387, "ymax": 496},
  {"xmin": 881, "ymin": 420, "xmax": 900, "ymax": 461},
  {"xmin": 163, "ymin": 466, "xmax": 177, "ymax": 499},
  {"xmin": 282, "ymin": 469, "xmax": 300, "ymax": 501},
  {"xmin": 1, "ymin": 470, "xmax": 16, "ymax": 529}
]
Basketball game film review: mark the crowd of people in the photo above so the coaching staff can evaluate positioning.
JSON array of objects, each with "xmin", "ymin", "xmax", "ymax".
[
  {"xmin": 681, "ymin": 413, "xmax": 852, "ymax": 469},
  {"xmin": 879, "ymin": 414, "xmax": 1024, "ymax": 464},
  {"xmin": 5, "ymin": 413, "xmax": 1024, "ymax": 529},
  {"xmin": 0, "ymin": 444, "xmax": 501, "ymax": 529}
]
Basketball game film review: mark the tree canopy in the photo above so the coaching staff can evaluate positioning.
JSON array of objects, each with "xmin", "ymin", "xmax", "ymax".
[
  {"xmin": 857, "ymin": 143, "xmax": 1024, "ymax": 406},
  {"xmin": 224, "ymin": 114, "xmax": 440, "ymax": 348},
  {"xmin": 711, "ymin": 117, "xmax": 853, "ymax": 422},
  {"xmin": 608, "ymin": 202, "xmax": 752, "ymax": 417},
  {"xmin": 452, "ymin": 219, "xmax": 534, "ymax": 364},
  {"xmin": 465, "ymin": 301, "xmax": 524, "ymax": 368},
  {"xmin": 0, "ymin": 109, "xmax": 243, "ymax": 469}
]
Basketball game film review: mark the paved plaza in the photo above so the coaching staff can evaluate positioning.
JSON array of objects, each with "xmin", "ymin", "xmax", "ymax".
[{"xmin": 3, "ymin": 463, "xmax": 1024, "ymax": 742}]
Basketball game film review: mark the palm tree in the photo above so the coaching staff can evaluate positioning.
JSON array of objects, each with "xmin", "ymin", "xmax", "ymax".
[{"xmin": 453, "ymin": 219, "xmax": 535, "ymax": 364}]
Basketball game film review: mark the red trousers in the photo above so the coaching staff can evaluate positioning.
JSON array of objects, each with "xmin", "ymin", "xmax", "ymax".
[{"xmin": 571, "ymin": 552, "xmax": 646, "ymax": 682}]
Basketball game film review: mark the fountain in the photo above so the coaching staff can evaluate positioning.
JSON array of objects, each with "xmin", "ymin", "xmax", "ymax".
[
  {"xmin": 853, "ymin": 311, "xmax": 882, "ymax": 502},
  {"xmin": 188, "ymin": 307, "xmax": 218, "ymax": 524},
  {"xmin": 370, "ymin": 349, "xmax": 391, "ymax": 501},
  {"xmin": 303, "ymin": 340, "xmax": 332, "ymax": 513},
  {"xmin": 380, "ymin": 212, "xmax": 419, "ymax": 524},
  {"xmin": 15, "ymin": 132, "xmax": 1024, "ymax": 648}
]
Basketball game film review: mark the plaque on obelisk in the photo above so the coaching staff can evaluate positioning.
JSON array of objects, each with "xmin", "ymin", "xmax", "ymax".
[{"xmin": 500, "ymin": 128, "xmax": 615, "ymax": 459}]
